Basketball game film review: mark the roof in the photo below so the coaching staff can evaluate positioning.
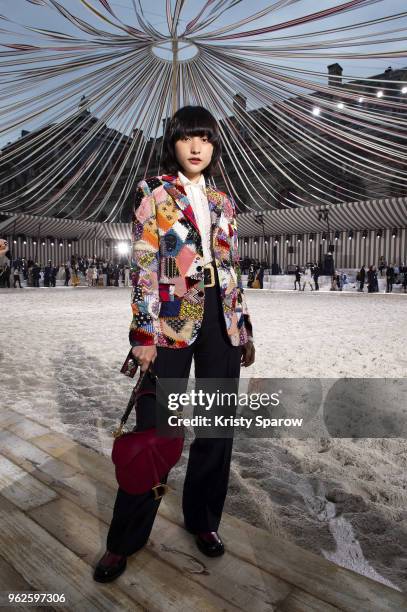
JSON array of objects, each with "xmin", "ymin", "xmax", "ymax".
[
  {"xmin": 237, "ymin": 196, "xmax": 407, "ymax": 237},
  {"xmin": 1, "ymin": 196, "xmax": 406, "ymax": 241}
]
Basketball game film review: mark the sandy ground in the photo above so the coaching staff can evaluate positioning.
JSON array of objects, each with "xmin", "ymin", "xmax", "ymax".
[{"xmin": 1, "ymin": 286, "xmax": 406, "ymax": 592}]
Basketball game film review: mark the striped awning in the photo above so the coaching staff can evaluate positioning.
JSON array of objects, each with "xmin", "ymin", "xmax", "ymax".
[
  {"xmin": 237, "ymin": 196, "xmax": 407, "ymax": 237},
  {"xmin": 1, "ymin": 196, "xmax": 406, "ymax": 241},
  {"xmin": 0, "ymin": 212, "xmax": 131, "ymax": 241}
]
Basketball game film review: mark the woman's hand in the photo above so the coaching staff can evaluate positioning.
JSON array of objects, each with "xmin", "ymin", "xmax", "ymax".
[
  {"xmin": 241, "ymin": 340, "xmax": 255, "ymax": 367},
  {"xmin": 131, "ymin": 345, "xmax": 157, "ymax": 372}
]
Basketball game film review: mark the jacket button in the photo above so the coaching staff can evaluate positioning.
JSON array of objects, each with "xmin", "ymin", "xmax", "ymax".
[
  {"xmin": 196, "ymin": 266, "xmax": 202, "ymax": 271},
  {"xmin": 198, "ymin": 291, "xmax": 204, "ymax": 297}
]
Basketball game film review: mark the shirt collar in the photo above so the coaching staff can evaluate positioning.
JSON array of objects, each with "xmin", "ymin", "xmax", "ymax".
[{"xmin": 178, "ymin": 170, "xmax": 206, "ymax": 189}]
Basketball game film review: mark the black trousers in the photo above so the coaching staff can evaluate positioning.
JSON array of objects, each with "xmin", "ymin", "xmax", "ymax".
[{"xmin": 106, "ymin": 265, "xmax": 243, "ymax": 556}]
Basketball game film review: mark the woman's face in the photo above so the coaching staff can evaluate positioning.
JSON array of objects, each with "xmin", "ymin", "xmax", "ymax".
[{"xmin": 174, "ymin": 134, "xmax": 214, "ymax": 177}]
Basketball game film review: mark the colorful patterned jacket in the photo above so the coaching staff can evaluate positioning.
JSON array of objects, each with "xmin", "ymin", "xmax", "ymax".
[{"xmin": 128, "ymin": 174, "xmax": 253, "ymax": 349}]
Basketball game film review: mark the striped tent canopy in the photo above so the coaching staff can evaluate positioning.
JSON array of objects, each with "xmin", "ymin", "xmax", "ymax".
[
  {"xmin": 237, "ymin": 196, "xmax": 407, "ymax": 237},
  {"xmin": 1, "ymin": 195, "xmax": 406, "ymax": 241},
  {"xmin": 0, "ymin": 211, "xmax": 130, "ymax": 240},
  {"xmin": 0, "ymin": 1, "xmax": 406, "ymax": 221}
]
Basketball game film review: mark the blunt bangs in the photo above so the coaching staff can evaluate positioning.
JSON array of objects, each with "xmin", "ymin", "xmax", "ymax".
[{"xmin": 161, "ymin": 105, "xmax": 222, "ymax": 177}]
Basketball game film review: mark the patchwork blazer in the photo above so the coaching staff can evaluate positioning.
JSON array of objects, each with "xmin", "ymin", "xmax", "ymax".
[{"xmin": 128, "ymin": 174, "xmax": 253, "ymax": 349}]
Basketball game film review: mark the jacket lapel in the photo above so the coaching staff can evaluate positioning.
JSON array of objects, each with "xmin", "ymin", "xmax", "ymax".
[{"xmin": 161, "ymin": 174, "xmax": 223, "ymax": 236}]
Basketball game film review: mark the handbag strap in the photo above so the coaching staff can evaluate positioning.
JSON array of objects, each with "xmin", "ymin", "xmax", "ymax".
[
  {"xmin": 119, "ymin": 364, "xmax": 157, "ymax": 427},
  {"xmin": 112, "ymin": 362, "xmax": 184, "ymax": 439}
]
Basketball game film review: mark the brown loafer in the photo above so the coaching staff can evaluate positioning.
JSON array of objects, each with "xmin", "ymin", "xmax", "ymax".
[{"xmin": 93, "ymin": 551, "xmax": 127, "ymax": 583}]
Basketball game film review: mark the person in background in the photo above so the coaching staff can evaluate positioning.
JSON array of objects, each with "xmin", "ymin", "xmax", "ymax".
[
  {"xmin": 255, "ymin": 264, "xmax": 264, "ymax": 289},
  {"xmin": 0, "ymin": 262, "xmax": 11, "ymax": 288},
  {"xmin": 86, "ymin": 265, "xmax": 93, "ymax": 287},
  {"xmin": 394, "ymin": 263, "xmax": 400, "ymax": 286},
  {"xmin": 367, "ymin": 265, "xmax": 375, "ymax": 293},
  {"xmin": 358, "ymin": 265, "xmax": 366, "ymax": 292},
  {"xmin": 21, "ymin": 258, "xmax": 28, "ymax": 281},
  {"xmin": 44, "ymin": 261, "xmax": 52, "ymax": 287},
  {"xmin": 106, "ymin": 261, "xmax": 112, "ymax": 287},
  {"xmin": 312, "ymin": 263, "xmax": 320, "ymax": 291},
  {"xmin": 102, "ymin": 261, "xmax": 108, "ymax": 286},
  {"xmin": 98, "ymin": 266, "xmax": 105, "ymax": 287},
  {"xmin": 247, "ymin": 262, "xmax": 255, "ymax": 288},
  {"xmin": 113, "ymin": 265, "xmax": 120, "ymax": 287},
  {"xmin": 386, "ymin": 263, "xmax": 395, "ymax": 293},
  {"xmin": 373, "ymin": 265, "xmax": 379, "ymax": 292},
  {"xmin": 302, "ymin": 265, "xmax": 314, "ymax": 291},
  {"xmin": 32, "ymin": 262, "xmax": 41, "ymax": 287},
  {"xmin": 50, "ymin": 266, "xmax": 58, "ymax": 287},
  {"xmin": 71, "ymin": 264, "xmax": 80, "ymax": 287},
  {"xmin": 13, "ymin": 265, "xmax": 22, "ymax": 288},
  {"xmin": 402, "ymin": 267, "xmax": 407, "ymax": 293},
  {"xmin": 294, "ymin": 265, "xmax": 301, "ymax": 290},
  {"xmin": 124, "ymin": 264, "xmax": 130, "ymax": 287},
  {"xmin": 64, "ymin": 264, "xmax": 71, "ymax": 286},
  {"xmin": 378, "ymin": 257, "xmax": 386, "ymax": 277},
  {"xmin": 27, "ymin": 263, "xmax": 33, "ymax": 287}
]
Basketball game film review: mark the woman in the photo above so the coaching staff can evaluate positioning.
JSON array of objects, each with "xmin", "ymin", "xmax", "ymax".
[
  {"xmin": 92, "ymin": 265, "xmax": 98, "ymax": 287},
  {"xmin": 247, "ymin": 262, "xmax": 255, "ymax": 288},
  {"xmin": 94, "ymin": 106, "xmax": 255, "ymax": 583},
  {"xmin": 301, "ymin": 266, "xmax": 314, "ymax": 291},
  {"xmin": 86, "ymin": 265, "xmax": 93, "ymax": 287},
  {"xmin": 71, "ymin": 265, "xmax": 80, "ymax": 287}
]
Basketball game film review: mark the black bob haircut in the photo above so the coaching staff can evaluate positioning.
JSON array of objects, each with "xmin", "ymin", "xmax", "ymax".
[{"xmin": 161, "ymin": 105, "xmax": 222, "ymax": 178}]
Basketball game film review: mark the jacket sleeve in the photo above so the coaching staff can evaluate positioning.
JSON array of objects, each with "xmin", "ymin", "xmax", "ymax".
[
  {"xmin": 129, "ymin": 180, "xmax": 160, "ymax": 347},
  {"xmin": 229, "ymin": 195, "xmax": 254, "ymax": 342}
]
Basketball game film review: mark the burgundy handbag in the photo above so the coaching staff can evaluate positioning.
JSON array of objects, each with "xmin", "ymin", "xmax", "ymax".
[{"xmin": 112, "ymin": 362, "xmax": 184, "ymax": 499}]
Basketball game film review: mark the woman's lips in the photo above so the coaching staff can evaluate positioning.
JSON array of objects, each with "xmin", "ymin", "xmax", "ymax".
[{"xmin": 189, "ymin": 159, "xmax": 201, "ymax": 164}]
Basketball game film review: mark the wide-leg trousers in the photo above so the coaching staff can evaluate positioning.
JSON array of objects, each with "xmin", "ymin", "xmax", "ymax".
[{"xmin": 106, "ymin": 264, "xmax": 243, "ymax": 556}]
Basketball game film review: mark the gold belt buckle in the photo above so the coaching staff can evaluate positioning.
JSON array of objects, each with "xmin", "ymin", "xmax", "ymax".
[
  {"xmin": 152, "ymin": 483, "xmax": 169, "ymax": 500},
  {"xmin": 203, "ymin": 262, "xmax": 215, "ymax": 287}
]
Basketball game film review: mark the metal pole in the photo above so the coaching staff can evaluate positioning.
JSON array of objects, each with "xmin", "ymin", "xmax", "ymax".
[
  {"xmin": 262, "ymin": 219, "xmax": 268, "ymax": 267},
  {"xmin": 172, "ymin": 38, "xmax": 178, "ymax": 115},
  {"xmin": 36, "ymin": 222, "xmax": 41, "ymax": 263},
  {"xmin": 326, "ymin": 213, "xmax": 335, "ymax": 272}
]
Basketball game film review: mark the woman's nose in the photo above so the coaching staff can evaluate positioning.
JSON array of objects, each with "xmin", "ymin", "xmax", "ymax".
[{"xmin": 191, "ymin": 139, "xmax": 201, "ymax": 153}]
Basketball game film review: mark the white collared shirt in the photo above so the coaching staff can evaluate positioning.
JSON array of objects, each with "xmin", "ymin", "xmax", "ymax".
[{"xmin": 178, "ymin": 170, "xmax": 212, "ymax": 264}]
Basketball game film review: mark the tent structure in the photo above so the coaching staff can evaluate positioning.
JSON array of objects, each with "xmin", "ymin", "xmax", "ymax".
[
  {"xmin": 0, "ymin": 1, "xmax": 406, "ymax": 221},
  {"xmin": 2, "ymin": 195, "xmax": 406, "ymax": 241},
  {"xmin": 0, "ymin": 211, "xmax": 130, "ymax": 241},
  {"xmin": 237, "ymin": 196, "xmax": 407, "ymax": 237}
]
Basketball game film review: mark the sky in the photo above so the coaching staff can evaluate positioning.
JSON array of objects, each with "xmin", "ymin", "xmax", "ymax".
[{"xmin": 0, "ymin": 0, "xmax": 406, "ymax": 148}]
